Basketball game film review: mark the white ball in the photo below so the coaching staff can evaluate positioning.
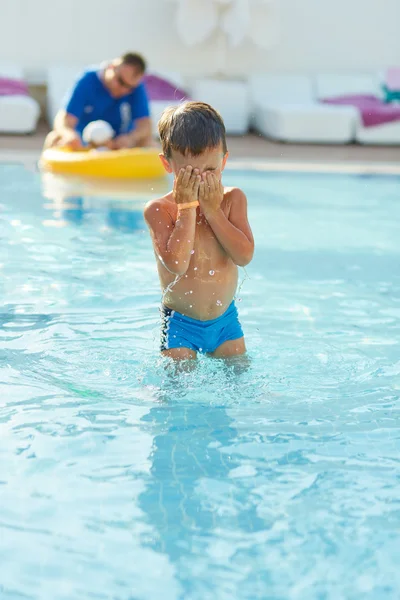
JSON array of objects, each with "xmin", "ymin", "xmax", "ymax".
[{"xmin": 82, "ymin": 120, "xmax": 115, "ymax": 145}]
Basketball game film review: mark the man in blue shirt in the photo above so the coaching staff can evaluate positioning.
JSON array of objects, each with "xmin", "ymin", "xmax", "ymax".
[{"xmin": 45, "ymin": 52, "xmax": 152, "ymax": 150}]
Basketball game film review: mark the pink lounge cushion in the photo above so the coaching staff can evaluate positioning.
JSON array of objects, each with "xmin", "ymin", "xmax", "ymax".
[
  {"xmin": 322, "ymin": 94, "xmax": 400, "ymax": 127},
  {"xmin": 144, "ymin": 74, "xmax": 189, "ymax": 102},
  {"xmin": 0, "ymin": 77, "xmax": 29, "ymax": 96}
]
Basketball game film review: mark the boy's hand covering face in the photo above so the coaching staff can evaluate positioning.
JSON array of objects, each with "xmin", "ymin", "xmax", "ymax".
[
  {"xmin": 173, "ymin": 166, "xmax": 201, "ymax": 205},
  {"xmin": 199, "ymin": 172, "xmax": 224, "ymax": 216}
]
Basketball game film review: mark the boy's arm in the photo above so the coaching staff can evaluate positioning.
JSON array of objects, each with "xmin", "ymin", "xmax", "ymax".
[
  {"xmin": 201, "ymin": 179, "xmax": 254, "ymax": 267},
  {"xmin": 144, "ymin": 167, "xmax": 201, "ymax": 276}
]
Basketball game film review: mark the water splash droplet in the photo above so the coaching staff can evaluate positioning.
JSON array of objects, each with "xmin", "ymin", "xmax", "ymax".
[
  {"xmin": 190, "ymin": 250, "xmax": 195, "ymax": 254},
  {"xmin": 209, "ymin": 270, "xmax": 215, "ymax": 276},
  {"xmin": 216, "ymin": 300, "xmax": 222, "ymax": 306}
]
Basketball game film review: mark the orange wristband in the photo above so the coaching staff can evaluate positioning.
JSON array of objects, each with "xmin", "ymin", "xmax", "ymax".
[{"xmin": 177, "ymin": 201, "xmax": 199, "ymax": 211}]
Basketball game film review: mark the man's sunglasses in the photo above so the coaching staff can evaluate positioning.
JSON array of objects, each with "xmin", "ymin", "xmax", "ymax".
[{"xmin": 115, "ymin": 72, "xmax": 135, "ymax": 91}]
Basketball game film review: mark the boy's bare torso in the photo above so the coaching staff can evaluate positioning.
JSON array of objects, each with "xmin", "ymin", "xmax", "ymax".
[{"xmin": 154, "ymin": 188, "xmax": 239, "ymax": 321}]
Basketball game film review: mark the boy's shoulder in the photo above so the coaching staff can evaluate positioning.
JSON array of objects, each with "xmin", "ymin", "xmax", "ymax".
[
  {"xmin": 224, "ymin": 186, "xmax": 246, "ymax": 197},
  {"xmin": 223, "ymin": 186, "xmax": 247, "ymax": 204},
  {"xmin": 144, "ymin": 192, "xmax": 175, "ymax": 219},
  {"xmin": 144, "ymin": 187, "xmax": 247, "ymax": 219}
]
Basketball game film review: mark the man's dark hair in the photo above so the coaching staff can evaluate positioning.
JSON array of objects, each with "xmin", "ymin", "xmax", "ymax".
[
  {"xmin": 158, "ymin": 101, "xmax": 228, "ymax": 158},
  {"xmin": 120, "ymin": 52, "xmax": 146, "ymax": 74}
]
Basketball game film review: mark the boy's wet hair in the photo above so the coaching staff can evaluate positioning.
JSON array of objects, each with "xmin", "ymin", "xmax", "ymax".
[{"xmin": 158, "ymin": 101, "xmax": 228, "ymax": 159}]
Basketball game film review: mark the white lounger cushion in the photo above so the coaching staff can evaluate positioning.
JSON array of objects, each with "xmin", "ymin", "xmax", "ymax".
[
  {"xmin": 190, "ymin": 78, "xmax": 250, "ymax": 135},
  {"xmin": 0, "ymin": 95, "xmax": 41, "ymax": 134},
  {"xmin": 254, "ymin": 102, "xmax": 358, "ymax": 144},
  {"xmin": 250, "ymin": 74, "xmax": 314, "ymax": 106},
  {"xmin": 0, "ymin": 64, "xmax": 40, "ymax": 134},
  {"xmin": 0, "ymin": 64, "xmax": 24, "ymax": 79},
  {"xmin": 315, "ymin": 74, "xmax": 380, "ymax": 99},
  {"xmin": 249, "ymin": 74, "xmax": 357, "ymax": 144},
  {"xmin": 356, "ymin": 120, "xmax": 400, "ymax": 145}
]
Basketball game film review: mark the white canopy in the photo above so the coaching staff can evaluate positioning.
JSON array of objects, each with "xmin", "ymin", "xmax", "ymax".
[{"xmin": 172, "ymin": 0, "xmax": 277, "ymax": 50}]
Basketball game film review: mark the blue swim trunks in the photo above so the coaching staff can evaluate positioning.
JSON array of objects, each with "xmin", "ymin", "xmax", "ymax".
[{"xmin": 160, "ymin": 301, "xmax": 243, "ymax": 353}]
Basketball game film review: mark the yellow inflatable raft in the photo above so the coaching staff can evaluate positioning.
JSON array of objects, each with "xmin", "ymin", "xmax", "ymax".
[{"xmin": 40, "ymin": 147, "xmax": 165, "ymax": 179}]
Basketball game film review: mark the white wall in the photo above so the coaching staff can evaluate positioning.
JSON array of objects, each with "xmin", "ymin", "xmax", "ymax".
[{"xmin": 0, "ymin": 0, "xmax": 399, "ymax": 82}]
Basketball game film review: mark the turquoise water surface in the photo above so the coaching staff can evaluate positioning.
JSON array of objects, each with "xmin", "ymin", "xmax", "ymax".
[{"xmin": 0, "ymin": 164, "xmax": 399, "ymax": 599}]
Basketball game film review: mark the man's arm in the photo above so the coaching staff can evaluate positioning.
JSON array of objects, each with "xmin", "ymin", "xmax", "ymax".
[
  {"xmin": 200, "ymin": 179, "xmax": 254, "ymax": 267},
  {"xmin": 51, "ymin": 110, "xmax": 83, "ymax": 150},
  {"xmin": 121, "ymin": 82, "xmax": 153, "ymax": 147},
  {"xmin": 52, "ymin": 73, "xmax": 92, "ymax": 149},
  {"xmin": 53, "ymin": 110, "xmax": 79, "ymax": 136},
  {"xmin": 130, "ymin": 117, "xmax": 152, "ymax": 146},
  {"xmin": 114, "ymin": 117, "xmax": 153, "ymax": 149}
]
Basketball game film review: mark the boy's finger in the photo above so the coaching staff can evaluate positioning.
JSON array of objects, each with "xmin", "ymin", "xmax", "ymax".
[
  {"xmin": 190, "ymin": 169, "xmax": 200, "ymax": 189},
  {"xmin": 182, "ymin": 165, "xmax": 193, "ymax": 187},
  {"xmin": 176, "ymin": 168, "xmax": 184, "ymax": 187},
  {"xmin": 207, "ymin": 172, "xmax": 215, "ymax": 192},
  {"xmin": 202, "ymin": 178, "xmax": 209, "ymax": 198},
  {"xmin": 199, "ymin": 180, "xmax": 205, "ymax": 201},
  {"xmin": 193, "ymin": 175, "xmax": 201, "ymax": 197},
  {"xmin": 193, "ymin": 174, "xmax": 201, "ymax": 192}
]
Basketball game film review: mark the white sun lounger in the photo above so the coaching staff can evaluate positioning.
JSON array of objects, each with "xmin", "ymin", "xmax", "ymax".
[
  {"xmin": 189, "ymin": 78, "xmax": 250, "ymax": 135},
  {"xmin": 315, "ymin": 72, "xmax": 400, "ymax": 145},
  {"xmin": 0, "ymin": 65, "xmax": 40, "ymax": 134},
  {"xmin": 249, "ymin": 74, "xmax": 358, "ymax": 144},
  {"xmin": 356, "ymin": 119, "xmax": 400, "ymax": 145}
]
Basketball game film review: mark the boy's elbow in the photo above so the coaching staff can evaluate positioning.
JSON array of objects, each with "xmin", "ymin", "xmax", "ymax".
[
  {"xmin": 165, "ymin": 258, "xmax": 189, "ymax": 276},
  {"xmin": 173, "ymin": 265, "xmax": 189, "ymax": 276},
  {"xmin": 236, "ymin": 257, "xmax": 252, "ymax": 267},
  {"xmin": 236, "ymin": 246, "xmax": 254, "ymax": 267}
]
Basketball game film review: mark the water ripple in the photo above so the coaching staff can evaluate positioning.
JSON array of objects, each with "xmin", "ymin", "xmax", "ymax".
[{"xmin": 1, "ymin": 165, "xmax": 400, "ymax": 599}]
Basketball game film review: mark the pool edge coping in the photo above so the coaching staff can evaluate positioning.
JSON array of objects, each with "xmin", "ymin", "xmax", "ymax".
[
  {"xmin": 225, "ymin": 159, "xmax": 400, "ymax": 175},
  {"xmin": 1, "ymin": 149, "xmax": 400, "ymax": 176}
]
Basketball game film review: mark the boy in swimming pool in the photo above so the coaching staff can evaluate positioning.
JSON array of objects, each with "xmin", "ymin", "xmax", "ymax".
[{"xmin": 144, "ymin": 101, "xmax": 254, "ymax": 360}]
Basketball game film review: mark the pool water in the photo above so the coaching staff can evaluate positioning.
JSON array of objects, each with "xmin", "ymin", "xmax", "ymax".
[{"xmin": 0, "ymin": 164, "xmax": 399, "ymax": 599}]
